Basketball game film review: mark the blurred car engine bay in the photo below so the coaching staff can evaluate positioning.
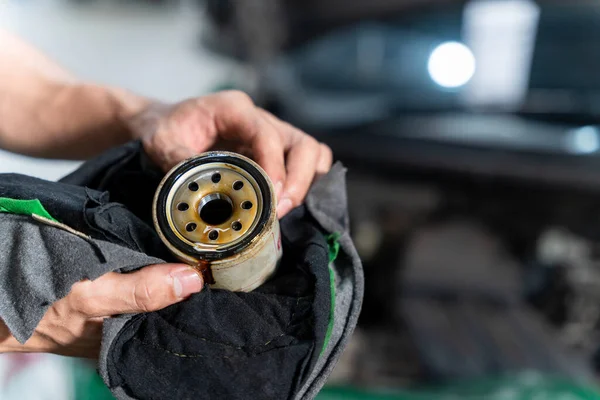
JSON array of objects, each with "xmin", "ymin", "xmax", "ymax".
[{"xmin": 200, "ymin": 0, "xmax": 600, "ymax": 395}]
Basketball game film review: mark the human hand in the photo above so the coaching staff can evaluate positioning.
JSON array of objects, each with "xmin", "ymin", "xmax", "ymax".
[
  {"xmin": 0, "ymin": 264, "xmax": 204, "ymax": 358},
  {"xmin": 129, "ymin": 91, "xmax": 332, "ymax": 218}
]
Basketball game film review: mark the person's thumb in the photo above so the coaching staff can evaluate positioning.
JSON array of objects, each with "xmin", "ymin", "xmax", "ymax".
[{"xmin": 69, "ymin": 264, "xmax": 204, "ymax": 317}]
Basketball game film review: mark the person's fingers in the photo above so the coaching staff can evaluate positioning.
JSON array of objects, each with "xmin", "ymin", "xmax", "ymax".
[
  {"xmin": 256, "ymin": 108, "xmax": 333, "ymax": 216},
  {"xmin": 277, "ymin": 135, "xmax": 322, "ymax": 218},
  {"xmin": 256, "ymin": 108, "xmax": 300, "ymax": 150},
  {"xmin": 256, "ymin": 108, "xmax": 312, "ymax": 200},
  {"xmin": 212, "ymin": 92, "xmax": 287, "ymax": 196},
  {"xmin": 316, "ymin": 143, "xmax": 333, "ymax": 176},
  {"xmin": 250, "ymin": 114, "xmax": 287, "ymax": 198},
  {"xmin": 156, "ymin": 144, "xmax": 196, "ymax": 172},
  {"xmin": 68, "ymin": 264, "xmax": 204, "ymax": 317}
]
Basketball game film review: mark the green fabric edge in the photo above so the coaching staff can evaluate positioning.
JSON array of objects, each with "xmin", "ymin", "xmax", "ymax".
[
  {"xmin": 0, "ymin": 197, "xmax": 58, "ymax": 222},
  {"xmin": 321, "ymin": 233, "xmax": 341, "ymax": 356},
  {"xmin": 327, "ymin": 232, "xmax": 341, "ymax": 263}
]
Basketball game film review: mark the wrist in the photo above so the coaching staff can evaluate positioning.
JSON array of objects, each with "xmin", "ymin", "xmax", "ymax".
[
  {"xmin": 127, "ymin": 101, "xmax": 177, "ymax": 171},
  {"xmin": 106, "ymin": 86, "xmax": 154, "ymax": 142},
  {"xmin": 9, "ymin": 82, "xmax": 155, "ymax": 159}
]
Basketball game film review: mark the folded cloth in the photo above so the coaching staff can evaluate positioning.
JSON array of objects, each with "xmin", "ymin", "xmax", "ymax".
[{"xmin": 0, "ymin": 141, "xmax": 363, "ymax": 400}]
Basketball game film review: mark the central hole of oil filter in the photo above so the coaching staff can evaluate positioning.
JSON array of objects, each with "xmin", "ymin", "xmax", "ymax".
[{"xmin": 198, "ymin": 193, "xmax": 233, "ymax": 226}]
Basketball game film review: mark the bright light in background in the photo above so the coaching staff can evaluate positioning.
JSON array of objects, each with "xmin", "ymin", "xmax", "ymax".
[
  {"xmin": 427, "ymin": 41, "xmax": 476, "ymax": 88},
  {"xmin": 462, "ymin": 0, "xmax": 540, "ymax": 108},
  {"xmin": 566, "ymin": 126, "xmax": 600, "ymax": 154}
]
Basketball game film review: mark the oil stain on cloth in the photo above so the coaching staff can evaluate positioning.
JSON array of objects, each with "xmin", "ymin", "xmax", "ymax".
[{"xmin": 0, "ymin": 141, "xmax": 363, "ymax": 400}]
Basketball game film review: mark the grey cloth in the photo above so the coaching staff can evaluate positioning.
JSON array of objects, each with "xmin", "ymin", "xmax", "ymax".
[
  {"xmin": 0, "ymin": 161, "xmax": 362, "ymax": 400},
  {"xmin": 295, "ymin": 163, "xmax": 364, "ymax": 399},
  {"xmin": 0, "ymin": 213, "xmax": 163, "ymax": 343},
  {"xmin": 98, "ymin": 162, "xmax": 364, "ymax": 400}
]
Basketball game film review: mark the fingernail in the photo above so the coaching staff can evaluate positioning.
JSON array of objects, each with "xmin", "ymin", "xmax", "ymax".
[
  {"xmin": 171, "ymin": 267, "xmax": 204, "ymax": 298},
  {"xmin": 275, "ymin": 181, "xmax": 283, "ymax": 199},
  {"xmin": 277, "ymin": 198, "xmax": 293, "ymax": 218}
]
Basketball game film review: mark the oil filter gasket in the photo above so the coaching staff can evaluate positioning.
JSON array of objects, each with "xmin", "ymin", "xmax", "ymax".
[{"xmin": 153, "ymin": 151, "xmax": 282, "ymax": 292}]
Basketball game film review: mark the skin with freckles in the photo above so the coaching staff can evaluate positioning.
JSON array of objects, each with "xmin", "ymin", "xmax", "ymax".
[{"xmin": 0, "ymin": 28, "xmax": 333, "ymax": 357}]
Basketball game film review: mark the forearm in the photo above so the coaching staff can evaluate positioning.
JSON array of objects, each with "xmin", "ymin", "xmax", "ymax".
[
  {"xmin": 0, "ymin": 81, "xmax": 150, "ymax": 159},
  {"xmin": 0, "ymin": 29, "xmax": 151, "ymax": 159}
]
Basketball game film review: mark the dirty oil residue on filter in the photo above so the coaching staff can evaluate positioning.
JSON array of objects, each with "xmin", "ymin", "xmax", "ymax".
[{"xmin": 153, "ymin": 151, "xmax": 282, "ymax": 292}]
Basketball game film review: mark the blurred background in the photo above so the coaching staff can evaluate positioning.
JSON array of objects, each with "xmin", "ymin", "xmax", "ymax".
[{"xmin": 4, "ymin": 0, "xmax": 600, "ymax": 398}]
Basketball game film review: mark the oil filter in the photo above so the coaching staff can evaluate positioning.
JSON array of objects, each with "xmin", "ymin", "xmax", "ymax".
[{"xmin": 152, "ymin": 151, "xmax": 282, "ymax": 292}]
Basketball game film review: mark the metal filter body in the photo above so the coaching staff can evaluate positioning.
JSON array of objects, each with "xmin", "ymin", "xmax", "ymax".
[{"xmin": 153, "ymin": 152, "xmax": 282, "ymax": 292}]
